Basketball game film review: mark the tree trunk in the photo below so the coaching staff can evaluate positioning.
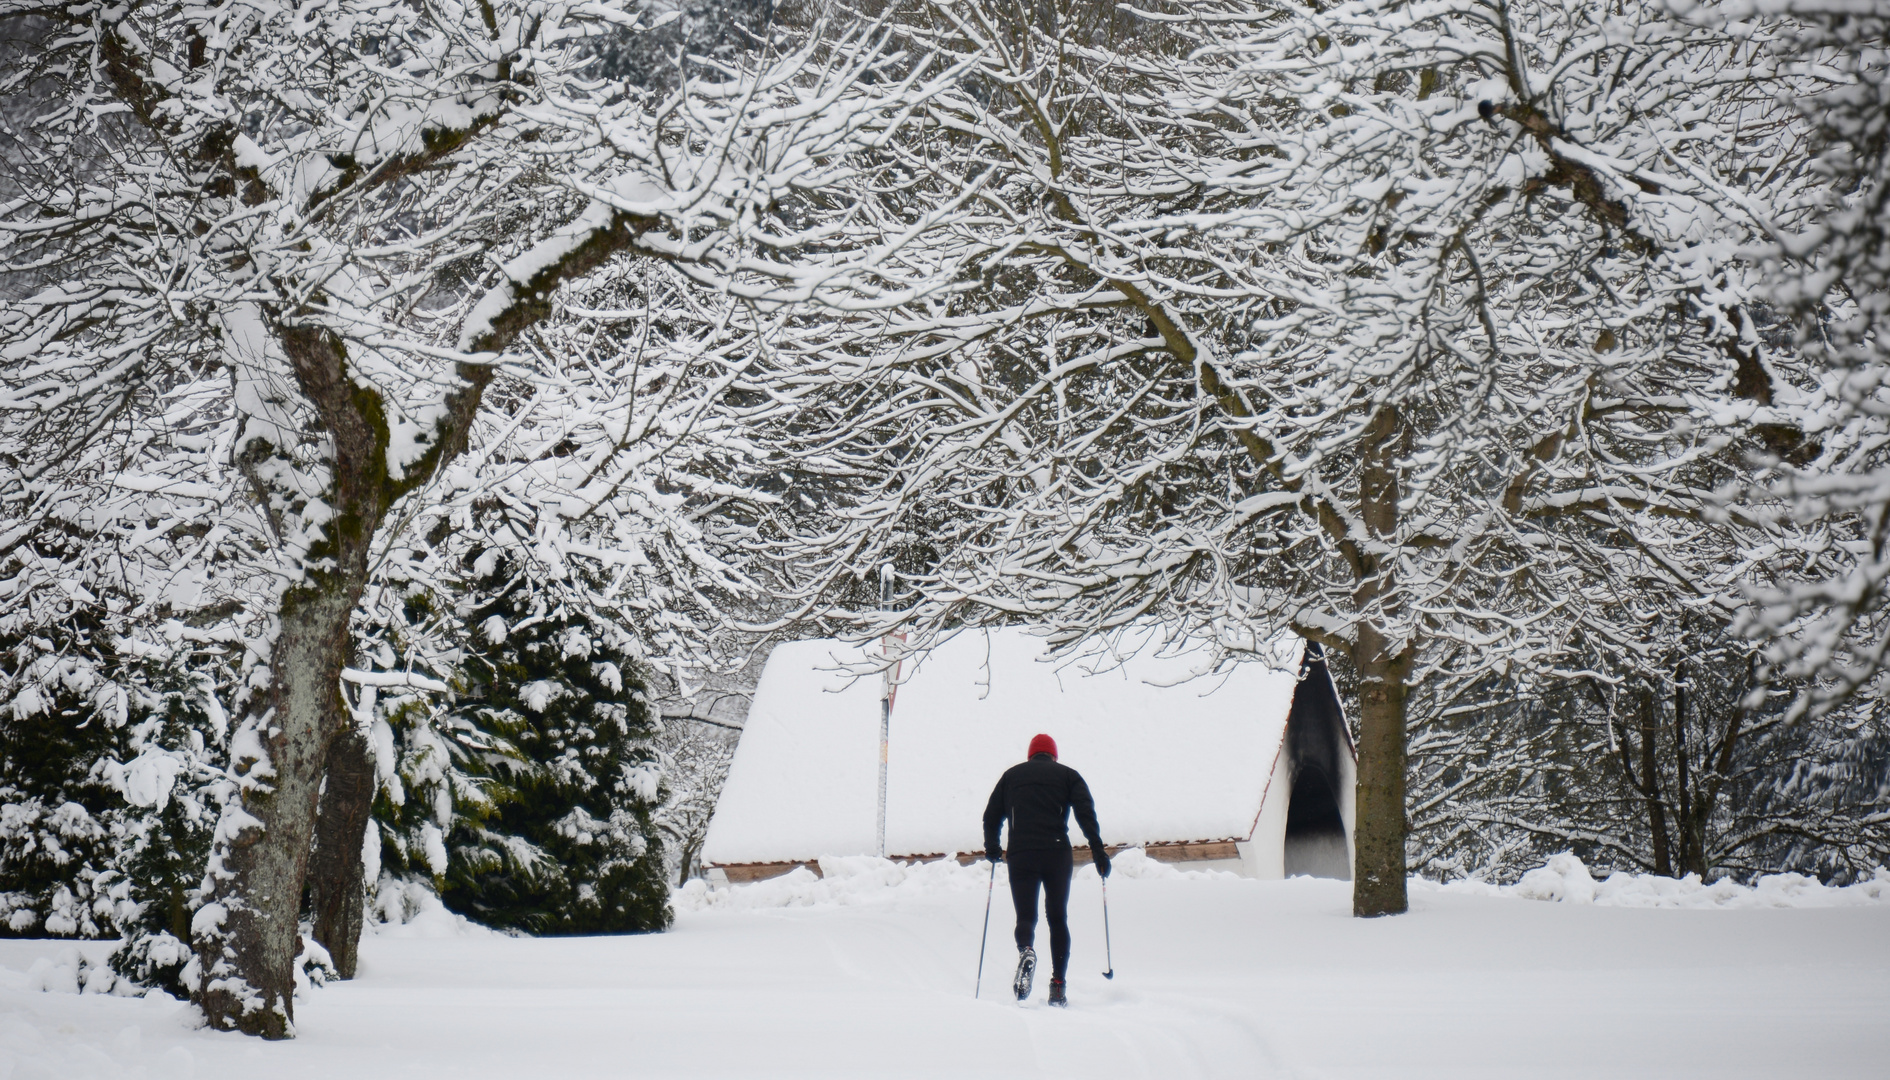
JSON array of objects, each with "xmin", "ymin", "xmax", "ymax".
[
  {"xmin": 1672, "ymin": 669, "xmax": 1710, "ymax": 877},
  {"xmin": 677, "ymin": 836, "xmax": 703, "ymax": 887},
  {"xmin": 309, "ymin": 726, "xmax": 375, "ymax": 979},
  {"xmin": 1349, "ymin": 405, "xmax": 1409, "ymax": 917},
  {"xmin": 194, "ymin": 585, "xmax": 362, "ymax": 1038},
  {"xmin": 1687, "ymin": 671, "xmax": 1749, "ymax": 878},
  {"xmin": 1637, "ymin": 688, "xmax": 1674, "ymax": 877},
  {"xmin": 1351, "ymin": 633, "xmax": 1410, "ymax": 917},
  {"xmin": 194, "ymin": 325, "xmax": 438, "ymax": 1037}
]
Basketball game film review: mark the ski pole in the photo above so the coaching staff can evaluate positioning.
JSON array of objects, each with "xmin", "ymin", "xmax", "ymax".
[
  {"xmin": 1101, "ymin": 877, "xmax": 1114, "ymax": 979},
  {"xmin": 974, "ymin": 859, "xmax": 996, "ymax": 998}
]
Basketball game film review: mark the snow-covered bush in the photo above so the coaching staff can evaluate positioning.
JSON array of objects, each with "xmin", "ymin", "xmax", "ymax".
[
  {"xmin": 97, "ymin": 681, "xmax": 229, "ymax": 999},
  {"xmin": 362, "ymin": 690, "xmax": 491, "ymax": 914}
]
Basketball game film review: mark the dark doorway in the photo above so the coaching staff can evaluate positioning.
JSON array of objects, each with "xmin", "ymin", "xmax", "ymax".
[{"xmin": 1282, "ymin": 645, "xmax": 1352, "ymax": 879}]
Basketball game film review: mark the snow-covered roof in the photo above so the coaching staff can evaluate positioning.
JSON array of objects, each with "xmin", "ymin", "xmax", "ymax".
[{"xmin": 702, "ymin": 626, "xmax": 1302, "ymax": 866}]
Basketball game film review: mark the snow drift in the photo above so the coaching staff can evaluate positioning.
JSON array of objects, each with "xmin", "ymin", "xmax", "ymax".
[{"xmin": 1422, "ymin": 852, "xmax": 1890, "ymax": 909}]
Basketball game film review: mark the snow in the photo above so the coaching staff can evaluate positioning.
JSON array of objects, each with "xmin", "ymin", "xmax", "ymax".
[
  {"xmin": 366, "ymin": 876, "xmax": 493, "ymax": 940},
  {"xmin": 458, "ymin": 199, "xmax": 628, "ymax": 353},
  {"xmin": 702, "ymin": 628, "xmax": 1304, "ymax": 865},
  {"xmin": 105, "ymin": 748, "xmax": 186, "ymax": 812},
  {"xmin": 1442, "ymin": 852, "xmax": 1890, "ymax": 910},
  {"xmin": 3, "ymin": 857, "xmax": 1887, "ymax": 1078}
]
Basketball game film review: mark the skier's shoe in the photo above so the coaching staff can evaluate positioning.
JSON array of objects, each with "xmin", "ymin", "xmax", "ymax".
[
  {"xmin": 1048, "ymin": 978, "xmax": 1068, "ymax": 1007},
  {"xmin": 1013, "ymin": 947, "xmax": 1036, "ymax": 1001}
]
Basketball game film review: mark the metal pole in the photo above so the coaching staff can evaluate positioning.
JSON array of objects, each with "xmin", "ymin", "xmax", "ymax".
[
  {"xmin": 975, "ymin": 859, "xmax": 996, "ymax": 998},
  {"xmin": 877, "ymin": 695, "xmax": 889, "ymax": 859},
  {"xmin": 877, "ymin": 564, "xmax": 896, "ymax": 860},
  {"xmin": 1101, "ymin": 878, "xmax": 1114, "ymax": 979}
]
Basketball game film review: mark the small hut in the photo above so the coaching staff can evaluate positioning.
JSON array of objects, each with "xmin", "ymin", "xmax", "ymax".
[{"xmin": 700, "ymin": 627, "xmax": 1354, "ymax": 882}]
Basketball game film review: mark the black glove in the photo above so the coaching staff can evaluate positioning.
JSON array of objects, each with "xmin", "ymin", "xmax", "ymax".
[
  {"xmin": 986, "ymin": 849, "xmax": 1003, "ymax": 864},
  {"xmin": 1094, "ymin": 852, "xmax": 1112, "ymax": 879}
]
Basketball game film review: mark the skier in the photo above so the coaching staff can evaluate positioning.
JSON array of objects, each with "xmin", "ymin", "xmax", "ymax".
[{"xmin": 983, "ymin": 733, "xmax": 1109, "ymax": 1007}]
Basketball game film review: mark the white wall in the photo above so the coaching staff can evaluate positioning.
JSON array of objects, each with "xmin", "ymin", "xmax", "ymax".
[
  {"xmin": 1239, "ymin": 750, "xmax": 1293, "ymax": 880},
  {"xmin": 1338, "ymin": 741, "xmax": 1358, "ymax": 874}
]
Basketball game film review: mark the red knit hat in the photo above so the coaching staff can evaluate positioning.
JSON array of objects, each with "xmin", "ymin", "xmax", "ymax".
[{"xmin": 1028, "ymin": 733, "xmax": 1057, "ymax": 760}]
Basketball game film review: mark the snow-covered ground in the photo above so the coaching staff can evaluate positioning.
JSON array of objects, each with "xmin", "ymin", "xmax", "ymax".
[{"xmin": 4, "ymin": 854, "xmax": 1887, "ymax": 1079}]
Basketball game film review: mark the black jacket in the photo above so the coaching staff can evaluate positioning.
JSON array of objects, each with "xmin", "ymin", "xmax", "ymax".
[{"xmin": 983, "ymin": 753, "xmax": 1105, "ymax": 856}]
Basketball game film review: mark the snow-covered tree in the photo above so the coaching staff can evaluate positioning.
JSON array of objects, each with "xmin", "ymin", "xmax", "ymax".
[
  {"xmin": 1371, "ymin": 0, "xmax": 1889, "ymax": 890},
  {"xmin": 741, "ymin": 0, "xmax": 1836, "ymax": 917},
  {"xmin": 100, "ymin": 660, "xmax": 233, "ymax": 998},
  {"xmin": 1721, "ymin": 2, "xmax": 1890, "ymax": 714},
  {"xmin": 1405, "ymin": 610, "xmax": 1890, "ymax": 885},
  {"xmin": 0, "ymin": 615, "xmax": 126, "ymax": 940},
  {"xmin": 0, "ymin": 0, "xmax": 955, "ymax": 1035},
  {"xmin": 653, "ymin": 715, "xmax": 741, "ymax": 885}
]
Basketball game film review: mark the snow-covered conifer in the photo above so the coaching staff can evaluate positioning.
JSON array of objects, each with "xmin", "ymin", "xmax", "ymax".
[
  {"xmin": 442, "ymin": 543, "xmax": 670, "ymax": 934},
  {"xmin": 0, "ymin": 618, "xmax": 124, "ymax": 940},
  {"xmin": 101, "ymin": 670, "xmax": 231, "ymax": 998},
  {"xmin": 0, "ymin": 607, "xmax": 232, "ymax": 996}
]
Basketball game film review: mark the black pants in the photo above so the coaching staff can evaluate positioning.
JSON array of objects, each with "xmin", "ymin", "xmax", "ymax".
[{"xmin": 1007, "ymin": 846, "xmax": 1074, "ymax": 979}]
